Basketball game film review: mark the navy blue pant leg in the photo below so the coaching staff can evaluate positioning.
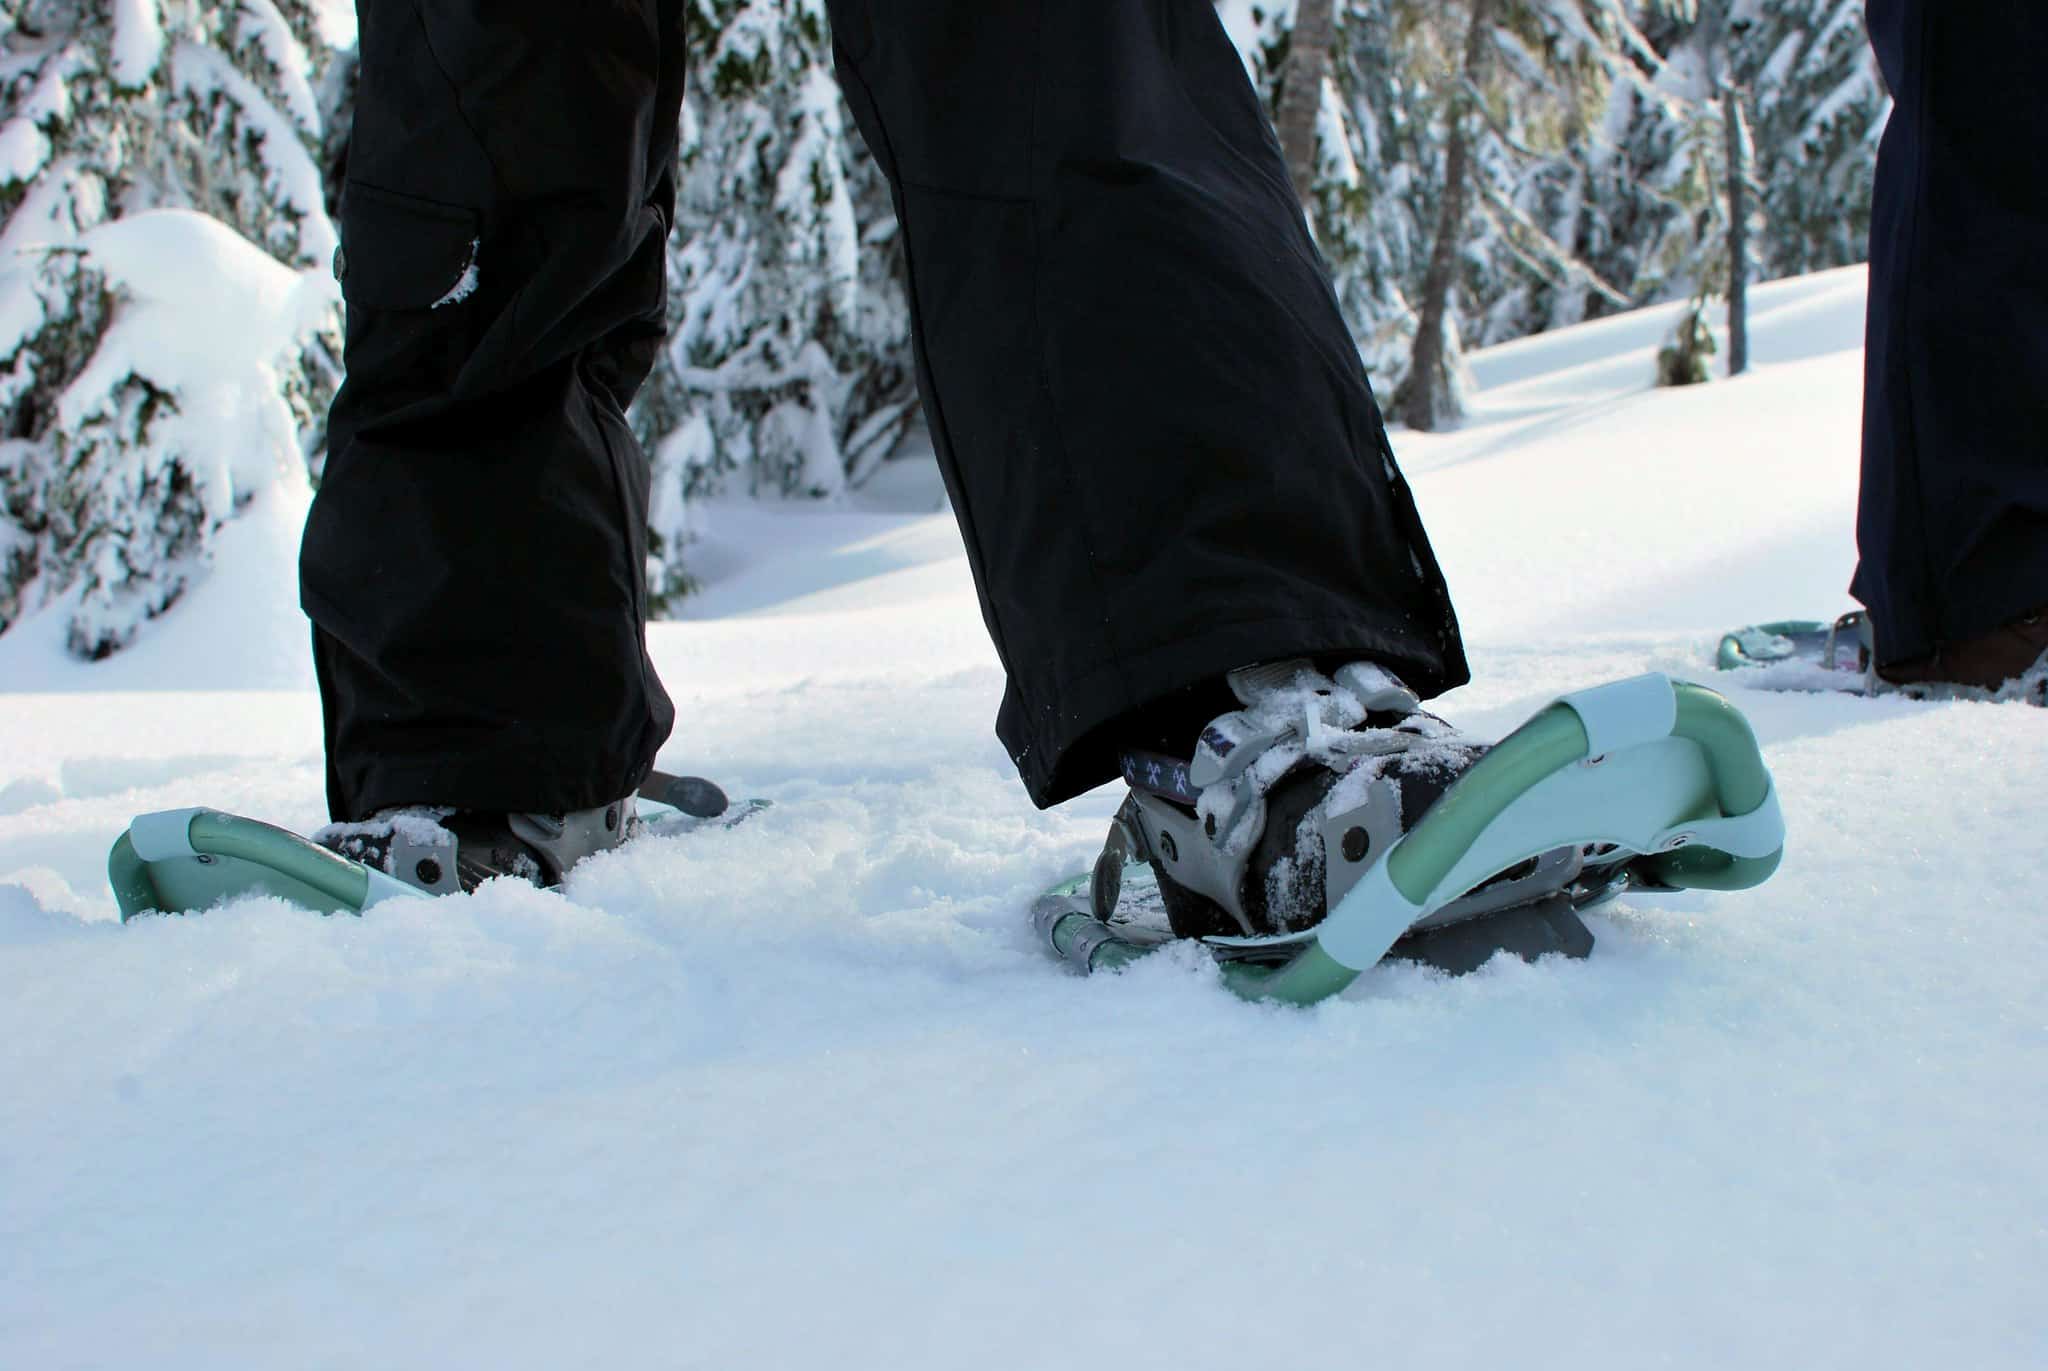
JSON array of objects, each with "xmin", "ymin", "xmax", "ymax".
[{"xmin": 1854, "ymin": 2, "xmax": 2048, "ymax": 663}]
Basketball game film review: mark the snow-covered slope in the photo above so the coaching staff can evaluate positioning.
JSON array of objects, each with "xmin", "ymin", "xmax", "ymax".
[{"xmin": 4, "ymin": 267, "xmax": 2043, "ymax": 1369}]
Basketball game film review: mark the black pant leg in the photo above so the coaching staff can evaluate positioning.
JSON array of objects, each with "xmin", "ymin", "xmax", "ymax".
[
  {"xmin": 826, "ymin": 0, "xmax": 1467, "ymax": 807},
  {"xmin": 1854, "ymin": 1, "xmax": 2048, "ymax": 663},
  {"xmin": 302, "ymin": 0, "xmax": 682, "ymax": 821}
]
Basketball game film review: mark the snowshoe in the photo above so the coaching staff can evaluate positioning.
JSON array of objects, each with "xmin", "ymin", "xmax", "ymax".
[
  {"xmin": 1033, "ymin": 671, "xmax": 1785, "ymax": 1004},
  {"xmin": 1718, "ymin": 610, "xmax": 2047, "ymax": 704},
  {"xmin": 1105, "ymin": 660, "xmax": 1533, "ymax": 947},
  {"xmin": 1717, "ymin": 613, "xmax": 1871, "ymax": 678},
  {"xmin": 106, "ymin": 769, "xmax": 765, "ymax": 921}
]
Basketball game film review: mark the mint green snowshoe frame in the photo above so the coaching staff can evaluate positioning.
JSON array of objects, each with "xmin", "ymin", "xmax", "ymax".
[
  {"xmin": 108, "ymin": 809, "xmax": 427, "ymax": 921},
  {"xmin": 108, "ymin": 790, "xmax": 762, "ymax": 921},
  {"xmin": 1716, "ymin": 619, "xmax": 1831, "ymax": 669},
  {"xmin": 1041, "ymin": 673, "xmax": 1784, "ymax": 1006}
]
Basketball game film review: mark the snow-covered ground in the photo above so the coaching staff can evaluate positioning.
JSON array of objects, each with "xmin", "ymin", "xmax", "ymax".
[{"xmin": 4, "ymin": 266, "xmax": 2043, "ymax": 1368}]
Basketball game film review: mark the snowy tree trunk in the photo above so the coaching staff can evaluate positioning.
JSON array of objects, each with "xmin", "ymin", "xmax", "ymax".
[
  {"xmin": 1401, "ymin": 0, "xmax": 1494, "ymax": 433},
  {"xmin": 1724, "ymin": 79, "xmax": 1751, "ymax": 377},
  {"xmin": 1273, "ymin": 0, "xmax": 1337, "ymax": 206}
]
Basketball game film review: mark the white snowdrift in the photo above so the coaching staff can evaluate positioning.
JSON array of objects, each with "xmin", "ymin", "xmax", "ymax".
[
  {"xmin": 0, "ymin": 208, "xmax": 339, "ymax": 662},
  {"xmin": 2, "ymin": 266, "xmax": 2043, "ymax": 1370},
  {"xmin": 67, "ymin": 208, "xmax": 337, "ymax": 506}
]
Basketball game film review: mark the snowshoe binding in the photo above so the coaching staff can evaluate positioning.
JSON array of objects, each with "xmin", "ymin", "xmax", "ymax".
[
  {"xmin": 1035, "ymin": 667, "xmax": 1786, "ymax": 1004},
  {"xmin": 107, "ymin": 769, "xmax": 763, "ymax": 919},
  {"xmin": 315, "ymin": 800, "xmax": 636, "ymax": 895}
]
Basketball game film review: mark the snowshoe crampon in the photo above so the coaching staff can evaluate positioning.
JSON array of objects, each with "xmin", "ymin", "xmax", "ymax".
[
  {"xmin": 107, "ymin": 771, "xmax": 765, "ymax": 921},
  {"xmin": 1034, "ymin": 673, "xmax": 1784, "ymax": 1005}
]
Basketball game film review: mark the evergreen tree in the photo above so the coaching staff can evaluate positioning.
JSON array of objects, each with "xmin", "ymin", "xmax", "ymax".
[
  {"xmin": 0, "ymin": 0, "xmax": 1888, "ymax": 659},
  {"xmin": 1592, "ymin": 1, "xmax": 1881, "ymax": 312},
  {"xmin": 0, "ymin": 0, "xmax": 345, "ymax": 656},
  {"xmin": 636, "ymin": 0, "xmax": 913, "ymax": 609},
  {"xmin": 1398, "ymin": 0, "xmax": 1495, "ymax": 431},
  {"xmin": 1216, "ymin": 0, "xmax": 1440, "ymax": 396},
  {"xmin": 1724, "ymin": 0, "xmax": 1884, "ymax": 278},
  {"xmin": 1395, "ymin": 0, "xmax": 1693, "ymax": 427}
]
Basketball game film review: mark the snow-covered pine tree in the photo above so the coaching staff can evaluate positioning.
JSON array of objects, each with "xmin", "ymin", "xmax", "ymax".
[
  {"xmin": 1572, "ymin": 2, "xmax": 1879, "ymax": 326},
  {"xmin": 0, "ymin": 0, "xmax": 346, "ymax": 657},
  {"xmin": 1576, "ymin": 19, "xmax": 1738, "ymax": 333},
  {"xmin": 1390, "ymin": 0, "xmax": 1680, "ymax": 426},
  {"xmin": 1225, "ymin": 0, "xmax": 1739, "ymax": 417},
  {"xmin": 1463, "ymin": 2, "xmax": 1728, "ymax": 341},
  {"xmin": 635, "ymin": 0, "xmax": 913, "ymax": 609},
  {"xmin": 1396, "ymin": 0, "xmax": 1497, "ymax": 430},
  {"xmin": 1214, "ymin": 1, "xmax": 1441, "ymax": 397},
  {"xmin": 1317, "ymin": 2, "xmax": 1463, "ymax": 394},
  {"xmin": 1724, "ymin": 0, "xmax": 1884, "ymax": 279},
  {"xmin": 1216, "ymin": 0, "xmax": 1869, "ymax": 421}
]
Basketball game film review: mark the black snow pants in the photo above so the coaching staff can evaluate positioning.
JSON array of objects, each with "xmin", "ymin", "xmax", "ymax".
[
  {"xmin": 302, "ymin": 0, "xmax": 1467, "ymax": 821},
  {"xmin": 1854, "ymin": 2, "xmax": 2048, "ymax": 664},
  {"xmin": 302, "ymin": 0, "xmax": 683, "ymax": 820}
]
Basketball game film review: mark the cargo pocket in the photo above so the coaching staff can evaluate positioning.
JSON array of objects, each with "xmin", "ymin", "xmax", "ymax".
[
  {"xmin": 331, "ymin": 181, "xmax": 485, "ymax": 405},
  {"xmin": 335, "ymin": 181, "xmax": 482, "ymax": 311}
]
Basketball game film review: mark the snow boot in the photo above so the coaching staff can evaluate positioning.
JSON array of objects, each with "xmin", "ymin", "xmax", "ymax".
[
  {"xmin": 315, "ymin": 800, "xmax": 636, "ymax": 895},
  {"xmin": 1875, "ymin": 604, "xmax": 2048, "ymax": 702},
  {"xmin": 1105, "ymin": 660, "xmax": 1582, "ymax": 945},
  {"xmin": 1732, "ymin": 607, "xmax": 2048, "ymax": 704}
]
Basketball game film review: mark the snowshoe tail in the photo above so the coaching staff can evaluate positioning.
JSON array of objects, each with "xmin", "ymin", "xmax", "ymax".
[
  {"xmin": 109, "ymin": 809, "xmax": 427, "ymax": 921},
  {"xmin": 1036, "ymin": 673, "xmax": 1784, "ymax": 1005}
]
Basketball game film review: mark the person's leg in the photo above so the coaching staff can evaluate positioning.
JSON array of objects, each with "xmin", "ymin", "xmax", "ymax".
[
  {"xmin": 823, "ymin": 0, "xmax": 1468, "ymax": 809},
  {"xmin": 1853, "ymin": 1, "xmax": 2048, "ymax": 672},
  {"xmin": 301, "ymin": 0, "xmax": 684, "ymax": 821}
]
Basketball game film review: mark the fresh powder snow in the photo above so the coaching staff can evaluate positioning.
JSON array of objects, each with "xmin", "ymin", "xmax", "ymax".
[{"xmin": 2, "ymin": 266, "xmax": 2043, "ymax": 1368}]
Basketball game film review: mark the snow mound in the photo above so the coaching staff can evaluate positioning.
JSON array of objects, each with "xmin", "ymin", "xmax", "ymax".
[{"xmin": 74, "ymin": 208, "xmax": 336, "ymax": 413}]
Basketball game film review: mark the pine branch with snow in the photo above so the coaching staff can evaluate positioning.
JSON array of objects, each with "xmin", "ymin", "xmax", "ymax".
[
  {"xmin": 632, "ymin": 0, "xmax": 914, "ymax": 611},
  {"xmin": 1729, "ymin": 0, "xmax": 1885, "ymax": 278},
  {"xmin": 0, "ymin": 0, "xmax": 346, "ymax": 657}
]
